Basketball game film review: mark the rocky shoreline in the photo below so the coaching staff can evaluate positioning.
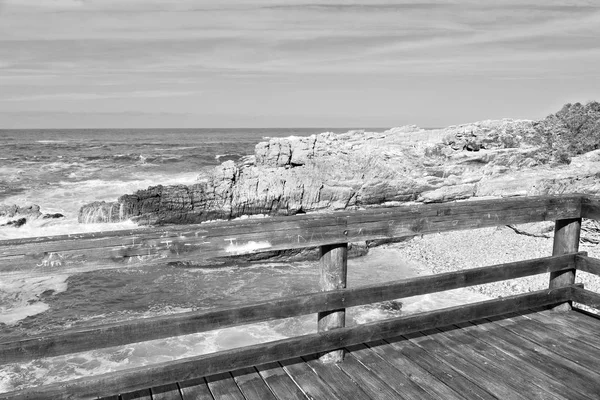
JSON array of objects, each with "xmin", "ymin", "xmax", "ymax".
[{"xmin": 78, "ymin": 102, "xmax": 600, "ymax": 228}]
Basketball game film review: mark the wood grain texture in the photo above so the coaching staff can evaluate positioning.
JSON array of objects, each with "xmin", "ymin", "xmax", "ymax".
[
  {"xmin": 178, "ymin": 378, "xmax": 214, "ymax": 400},
  {"xmin": 575, "ymin": 255, "xmax": 600, "ymax": 276},
  {"xmin": 344, "ymin": 344, "xmax": 434, "ymax": 400},
  {"xmin": 150, "ymin": 383, "xmax": 182, "ymax": 400},
  {"xmin": 404, "ymin": 330, "xmax": 529, "ymax": 400},
  {"xmin": 0, "ymin": 195, "xmax": 583, "ymax": 277},
  {"xmin": 479, "ymin": 314, "xmax": 600, "ymax": 397},
  {"xmin": 317, "ymin": 243, "xmax": 347, "ymax": 363},
  {"xmin": 380, "ymin": 336, "xmax": 494, "ymax": 400},
  {"xmin": 230, "ymin": 367, "xmax": 276, "ymax": 400},
  {"xmin": 571, "ymin": 287, "xmax": 600, "ymax": 309},
  {"xmin": 0, "ymin": 252, "xmax": 580, "ymax": 364},
  {"xmin": 0, "ymin": 287, "xmax": 573, "ymax": 399},
  {"xmin": 549, "ymin": 218, "xmax": 581, "ymax": 310},
  {"xmin": 581, "ymin": 195, "xmax": 600, "ymax": 220},
  {"xmin": 205, "ymin": 373, "xmax": 245, "ymax": 400},
  {"xmin": 439, "ymin": 323, "xmax": 573, "ymax": 400},
  {"xmin": 279, "ymin": 358, "xmax": 342, "ymax": 400},
  {"xmin": 255, "ymin": 363, "xmax": 306, "ymax": 400},
  {"xmin": 303, "ymin": 355, "xmax": 372, "ymax": 400}
]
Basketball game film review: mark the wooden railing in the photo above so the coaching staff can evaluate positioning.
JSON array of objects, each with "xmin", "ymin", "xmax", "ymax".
[{"xmin": 1, "ymin": 194, "xmax": 600, "ymax": 399}]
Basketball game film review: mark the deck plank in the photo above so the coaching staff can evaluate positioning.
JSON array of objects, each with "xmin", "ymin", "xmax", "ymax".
[
  {"xmin": 335, "ymin": 350, "xmax": 410, "ymax": 400},
  {"xmin": 473, "ymin": 315, "xmax": 600, "ymax": 398},
  {"xmin": 529, "ymin": 309, "xmax": 600, "ymax": 349},
  {"xmin": 120, "ymin": 389, "xmax": 152, "ymax": 400},
  {"xmin": 279, "ymin": 358, "xmax": 342, "ymax": 400},
  {"xmin": 504, "ymin": 314, "xmax": 600, "ymax": 371},
  {"xmin": 431, "ymin": 325, "xmax": 565, "ymax": 400},
  {"xmin": 151, "ymin": 383, "xmax": 183, "ymax": 400},
  {"xmin": 454, "ymin": 320, "xmax": 591, "ymax": 400},
  {"xmin": 303, "ymin": 354, "xmax": 374, "ymax": 400},
  {"xmin": 205, "ymin": 373, "xmax": 245, "ymax": 400},
  {"xmin": 178, "ymin": 378, "xmax": 214, "ymax": 400},
  {"xmin": 405, "ymin": 329, "xmax": 529, "ymax": 400},
  {"xmin": 230, "ymin": 367, "xmax": 276, "ymax": 400},
  {"xmin": 345, "ymin": 343, "xmax": 438, "ymax": 400},
  {"xmin": 379, "ymin": 336, "xmax": 493, "ymax": 400},
  {"xmin": 450, "ymin": 321, "xmax": 586, "ymax": 400},
  {"xmin": 255, "ymin": 362, "xmax": 306, "ymax": 400}
]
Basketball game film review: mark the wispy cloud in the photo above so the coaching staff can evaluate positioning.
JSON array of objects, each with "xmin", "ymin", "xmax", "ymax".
[
  {"xmin": 0, "ymin": 90, "xmax": 197, "ymax": 102},
  {"xmin": 1, "ymin": 1, "xmax": 599, "ymax": 127}
]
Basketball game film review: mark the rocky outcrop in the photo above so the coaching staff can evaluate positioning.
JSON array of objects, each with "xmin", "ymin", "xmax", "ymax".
[
  {"xmin": 0, "ymin": 204, "xmax": 64, "ymax": 227},
  {"xmin": 78, "ymin": 113, "xmax": 600, "ymax": 225}
]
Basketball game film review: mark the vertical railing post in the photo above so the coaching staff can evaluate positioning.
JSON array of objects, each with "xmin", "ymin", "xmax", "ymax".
[
  {"xmin": 317, "ymin": 243, "xmax": 348, "ymax": 363},
  {"xmin": 549, "ymin": 218, "xmax": 581, "ymax": 311}
]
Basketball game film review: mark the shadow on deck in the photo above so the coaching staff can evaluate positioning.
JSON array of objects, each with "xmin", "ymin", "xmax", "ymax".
[{"xmin": 108, "ymin": 308, "xmax": 600, "ymax": 400}]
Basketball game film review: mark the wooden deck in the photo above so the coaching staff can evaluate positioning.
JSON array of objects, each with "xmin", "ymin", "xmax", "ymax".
[{"xmin": 102, "ymin": 308, "xmax": 600, "ymax": 400}]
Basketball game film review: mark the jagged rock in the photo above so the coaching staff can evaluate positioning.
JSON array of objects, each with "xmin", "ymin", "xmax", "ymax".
[
  {"xmin": 418, "ymin": 184, "xmax": 476, "ymax": 203},
  {"xmin": 42, "ymin": 213, "xmax": 65, "ymax": 219},
  {"xmin": 78, "ymin": 110, "xmax": 600, "ymax": 226},
  {"xmin": 0, "ymin": 204, "xmax": 42, "ymax": 219},
  {"xmin": 1, "ymin": 218, "xmax": 27, "ymax": 227}
]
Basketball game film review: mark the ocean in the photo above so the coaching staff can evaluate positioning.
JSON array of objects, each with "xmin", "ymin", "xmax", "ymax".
[{"xmin": 0, "ymin": 128, "xmax": 488, "ymax": 393}]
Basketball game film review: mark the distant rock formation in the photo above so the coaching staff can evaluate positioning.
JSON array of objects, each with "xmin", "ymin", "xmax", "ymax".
[
  {"xmin": 78, "ymin": 103, "xmax": 600, "ymax": 226},
  {"xmin": 0, "ymin": 204, "xmax": 65, "ymax": 227}
]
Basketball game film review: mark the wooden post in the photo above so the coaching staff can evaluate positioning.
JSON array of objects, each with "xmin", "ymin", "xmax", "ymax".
[
  {"xmin": 549, "ymin": 218, "xmax": 581, "ymax": 311},
  {"xmin": 317, "ymin": 243, "xmax": 348, "ymax": 363}
]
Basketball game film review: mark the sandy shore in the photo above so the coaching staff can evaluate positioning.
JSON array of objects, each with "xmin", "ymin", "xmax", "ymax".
[{"xmin": 389, "ymin": 225, "xmax": 600, "ymax": 301}]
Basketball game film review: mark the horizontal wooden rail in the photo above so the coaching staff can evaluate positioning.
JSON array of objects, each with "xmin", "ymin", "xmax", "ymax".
[
  {"xmin": 571, "ymin": 286, "xmax": 600, "ymax": 309},
  {"xmin": 0, "ymin": 286, "xmax": 575, "ymax": 400},
  {"xmin": 0, "ymin": 252, "xmax": 581, "ymax": 365},
  {"xmin": 0, "ymin": 195, "xmax": 585, "ymax": 277},
  {"xmin": 582, "ymin": 195, "xmax": 600, "ymax": 220},
  {"xmin": 576, "ymin": 255, "xmax": 600, "ymax": 276}
]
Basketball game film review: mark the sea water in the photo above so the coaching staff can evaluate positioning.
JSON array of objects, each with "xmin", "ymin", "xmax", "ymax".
[{"xmin": 0, "ymin": 128, "xmax": 488, "ymax": 393}]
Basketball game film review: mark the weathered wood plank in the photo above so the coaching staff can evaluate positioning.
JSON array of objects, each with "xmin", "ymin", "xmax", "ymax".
[
  {"xmin": 335, "ymin": 354, "xmax": 404, "ymax": 400},
  {"xmin": 230, "ymin": 367, "xmax": 276, "ymax": 400},
  {"xmin": 205, "ymin": 373, "xmax": 245, "ymax": 400},
  {"xmin": 569, "ymin": 287, "xmax": 600, "ymax": 310},
  {"xmin": 436, "ymin": 324, "xmax": 571, "ymax": 400},
  {"xmin": 0, "ymin": 195, "xmax": 583, "ymax": 276},
  {"xmin": 549, "ymin": 218, "xmax": 581, "ymax": 312},
  {"xmin": 119, "ymin": 389, "xmax": 152, "ymax": 400},
  {"xmin": 150, "ymin": 383, "xmax": 182, "ymax": 400},
  {"xmin": 404, "ymin": 330, "xmax": 530, "ymax": 400},
  {"xmin": 581, "ymin": 195, "xmax": 600, "ymax": 220},
  {"xmin": 575, "ymin": 255, "xmax": 600, "ymax": 276},
  {"xmin": 0, "ymin": 287, "xmax": 573, "ymax": 399},
  {"xmin": 380, "ymin": 337, "xmax": 493, "ymax": 400},
  {"xmin": 476, "ymin": 314, "xmax": 600, "ymax": 397},
  {"xmin": 302, "ymin": 355, "xmax": 373, "ymax": 400},
  {"xmin": 0, "ymin": 253, "xmax": 579, "ymax": 364},
  {"xmin": 520, "ymin": 308, "xmax": 600, "ymax": 350},
  {"xmin": 501, "ymin": 315, "xmax": 600, "ymax": 372},
  {"xmin": 178, "ymin": 378, "xmax": 214, "ymax": 400},
  {"xmin": 279, "ymin": 358, "xmax": 342, "ymax": 400},
  {"xmin": 317, "ymin": 243, "xmax": 347, "ymax": 363},
  {"xmin": 344, "ymin": 344, "xmax": 434, "ymax": 400},
  {"xmin": 255, "ymin": 363, "xmax": 306, "ymax": 400},
  {"xmin": 456, "ymin": 319, "xmax": 592, "ymax": 400}
]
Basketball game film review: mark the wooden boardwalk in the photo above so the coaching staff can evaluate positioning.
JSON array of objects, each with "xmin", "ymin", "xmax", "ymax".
[{"xmin": 104, "ymin": 308, "xmax": 600, "ymax": 400}]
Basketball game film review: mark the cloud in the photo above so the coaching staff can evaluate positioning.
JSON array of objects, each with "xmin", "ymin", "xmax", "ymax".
[{"xmin": 0, "ymin": 90, "xmax": 197, "ymax": 102}]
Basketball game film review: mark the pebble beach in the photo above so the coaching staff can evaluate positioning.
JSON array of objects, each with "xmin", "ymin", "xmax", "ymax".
[{"xmin": 392, "ymin": 224, "xmax": 600, "ymax": 301}]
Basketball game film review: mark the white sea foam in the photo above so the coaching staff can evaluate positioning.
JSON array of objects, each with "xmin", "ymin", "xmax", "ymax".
[{"xmin": 0, "ymin": 275, "xmax": 69, "ymax": 325}]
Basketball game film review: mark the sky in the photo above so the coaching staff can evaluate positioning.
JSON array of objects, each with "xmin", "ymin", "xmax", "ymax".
[{"xmin": 0, "ymin": 0, "xmax": 599, "ymax": 128}]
